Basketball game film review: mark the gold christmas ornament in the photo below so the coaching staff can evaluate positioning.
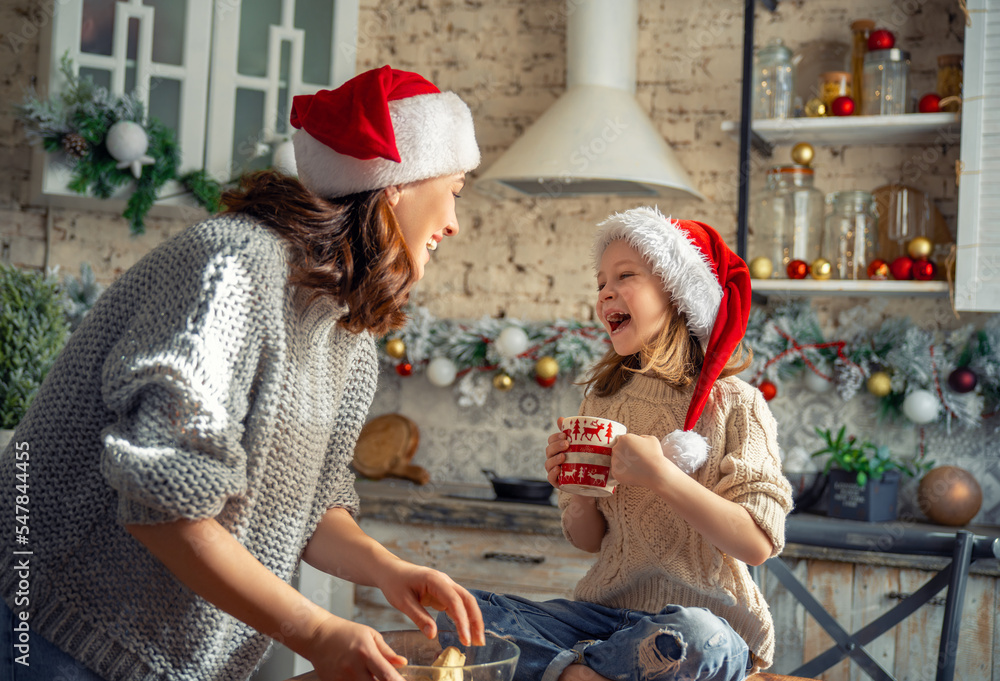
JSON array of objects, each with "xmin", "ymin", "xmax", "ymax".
[
  {"xmin": 493, "ymin": 372, "xmax": 514, "ymax": 392},
  {"xmin": 810, "ymin": 258, "xmax": 832, "ymax": 280},
  {"xmin": 918, "ymin": 466, "xmax": 983, "ymax": 526},
  {"xmin": 866, "ymin": 371, "xmax": 892, "ymax": 397},
  {"xmin": 804, "ymin": 98, "xmax": 828, "ymax": 117},
  {"xmin": 749, "ymin": 256, "xmax": 774, "ymax": 279},
  {"xmin": 791, "ymin": 142, "xmax": 815, "ymax": 166},
  {"xmin": 907, "ymin": 236, "xmax": 933, "ymax": 259},
  {"xmin": 535, "ymin": 356, "xmax": 559, "ymax": 380},
  {"xmin": 385, "ymin": 338, "xmax": 406, "ymax": 359}
]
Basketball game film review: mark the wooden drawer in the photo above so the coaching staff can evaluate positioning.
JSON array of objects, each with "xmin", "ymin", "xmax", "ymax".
[{"xmin": 356, "ymin": 519, "xmax": 596, "ymax": 630}]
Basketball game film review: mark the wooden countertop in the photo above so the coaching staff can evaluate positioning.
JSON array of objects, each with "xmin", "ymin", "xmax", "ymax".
[{"xmin": 355, "ymin": 479, "xmax": 1000, "ymax": 575}]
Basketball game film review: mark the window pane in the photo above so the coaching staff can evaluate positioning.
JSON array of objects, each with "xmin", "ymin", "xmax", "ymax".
[
  {"xmin": 80, "ymin": 0, "xmax": 116, "ymax": 55},
  {"xmin": 143, "ymin": 0, "xmax": 186, "ymax": 65},
  {"xmin": 238, "ymin": 0, "xmax": 282, "ymax": 77},
  {"xmin": 79, "ymin": 67, "xmax": 111, "ymax": 91},
  {"xmin": 149, "ymin": 77, "xmax": 181, "ymax": 137},
  {"xmin": 127, "ymin": 17, "xmax": 139, "ymax": 61},
  {"xmin": 232, "ymin": 88, "xmax": 267, "ymax": 177},
  {"xmin": 294, "ymin": 0, "xmax": 333, "ymax": 85}
]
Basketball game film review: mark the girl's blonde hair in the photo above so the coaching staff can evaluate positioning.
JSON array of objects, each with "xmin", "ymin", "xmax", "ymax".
[{"xmin": 582, "ymin": 304, "xmax": 752, "ymax": 398}]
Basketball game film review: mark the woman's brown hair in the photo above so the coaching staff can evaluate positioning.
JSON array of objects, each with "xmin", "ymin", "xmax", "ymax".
[
  {"xmin": 221, "ymin": 170, "xmax": 415, "ymax": 337},
  {"xmin": 583, "ymin": 306, "xmax": 752, "ymax": 398}
]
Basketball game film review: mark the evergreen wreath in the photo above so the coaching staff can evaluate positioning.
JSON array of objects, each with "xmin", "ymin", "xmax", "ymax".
[{"xmin": 14, "ymin": 54, "xmax": 221, "ymax": 235}]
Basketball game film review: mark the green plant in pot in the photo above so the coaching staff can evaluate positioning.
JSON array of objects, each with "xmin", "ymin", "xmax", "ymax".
[
  {"xmin": 1, "ymin": 264, "xmax": 71, "ymax": 439},
  {"xmin": 810, "ymin": 426, "xmax": 930, "ymax": 522}
]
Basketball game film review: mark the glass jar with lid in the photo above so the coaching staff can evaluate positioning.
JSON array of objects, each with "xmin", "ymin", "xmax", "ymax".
[
  {"xmin": 751, "ymin": 165, "xmax": 826, "ymax": 274},
  {"xmin": 863, "ymin": 48, "xmax": 911, "ymax": 115},
  {"xmin": 825, "ymin": 191, "xmax": 878, "ymax": 279},
  {"xmin": 936, "ymin": 54, "xmax": 963, "ymax": 112},
  {"xmin": 753, "ymin": 39, "xmax": 795, "ymax": 119}
]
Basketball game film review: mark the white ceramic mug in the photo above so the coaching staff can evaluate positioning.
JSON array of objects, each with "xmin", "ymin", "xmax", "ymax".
[{"xmin": 557, "ymin": 416, "xmax": 626, "ymax": 496}]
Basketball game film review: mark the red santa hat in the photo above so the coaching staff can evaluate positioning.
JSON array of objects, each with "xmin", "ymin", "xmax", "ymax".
[
  {"xmin": 290, "ymin": 65, "xmax": 480, "ymax": 198},
  {"xmin": 593, "ymin": 206, "xmax": 752, "ymax": 473}
]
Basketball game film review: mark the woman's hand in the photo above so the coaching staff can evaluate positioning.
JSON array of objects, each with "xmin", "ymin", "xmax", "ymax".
[
  {"xmin": 376, "ymin": 560, "xmax": 485, "ymax": 647},
  {"xmin": 304, "ymin": 616, "xmax": 408, "ymax": 681},
  {"xmin": 609, "ymin": 433, "xmax": 677, "ymax": 489},
  {"xmin": 544, "ymin": 417, "xmax": 569, "ymax": 488}
]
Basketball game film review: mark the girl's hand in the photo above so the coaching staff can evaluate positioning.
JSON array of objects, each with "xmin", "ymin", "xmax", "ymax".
[
  {"xmin": 610, "ymin": 433, "xmax": 677, "ymax": 488},
  {"xmin": 376, "ymin": 561, "xmax": 485, "ymax": 646},
  {"xmin": 305, "ymin": 617, "xmax": 408, "ymax": 681},
  {"xmin": 544, "ymin": 417, "xmax": 569, "ymax": 488}
]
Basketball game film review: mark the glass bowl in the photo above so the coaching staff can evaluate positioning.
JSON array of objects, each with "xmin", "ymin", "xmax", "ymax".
[{"xmin": 381, "ymin": 630, "xmax": 520, "ymax": 681}]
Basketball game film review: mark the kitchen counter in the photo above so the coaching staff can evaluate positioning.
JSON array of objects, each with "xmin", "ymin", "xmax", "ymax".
[{"xmin": 356, "ymin": 479, "xmax": 1000, "ymax": 576}]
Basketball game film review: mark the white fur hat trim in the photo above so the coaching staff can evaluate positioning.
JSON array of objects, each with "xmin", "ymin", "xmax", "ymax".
[
  {"xmin": 661, "ymin": 429, "xmax": 709, "ymax": 474},
  {"xmin": 593, "ymin": 206, "xmax": 722, "ymax": 347},
  {"xmin": 293, "ymin": 91, "xmax": 480, "ymax": 198}
]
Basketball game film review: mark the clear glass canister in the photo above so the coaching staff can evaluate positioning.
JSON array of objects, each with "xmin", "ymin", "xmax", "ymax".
[
  {"xmin": 825, "ymin": 191, "xmax": 878, "ymax": 280},
  {"xmin": 819, "ymin": 71, "xmax": 851, "ymax": 109},
  {"xmin": 937, "ymin": 53, "xmax": 963, "ymax": 112},
  {"xmin": 751, "ymin": 165, "xmax": 826, "ymax": 273},
  {"xmin": 863, "ymin": 48, "xmax": 910, "ymax": 115},
  {"xmin": 850, "ymin": 19, "xmax": 875, "ymax": 112},
  {"xmin": 754, "ymin": 39, "xmax": 795, "ymax": 119}
]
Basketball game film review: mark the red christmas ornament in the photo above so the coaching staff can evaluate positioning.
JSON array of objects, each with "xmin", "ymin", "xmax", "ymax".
[
  {"xmin": 868, "ymin": 29, "xmax": 895, "ymax": 51},
  {"xmin": 787, "ymin": 260, "xmax": 809, "ymax": 279},
  {"xmin": 395, "ymin": 362, "xmax": 413, "ymax": 376},
  {"xmin": 831, "ymin": 95, "xmax": 855, "ymax": 116},
  {"xmin": 913, "ymin": 258, "xmax": 936, "ymax": 281},
  {"xmin": 890, "ymin": 256, "xmax": 914, "ymax": 280},
  {"xmin": 535, "ymin": 375, "xmax": 558, "ymax": 388},
  {"xmin": 918, "ymin": 93, "xmax": 941, "ymax": 113},
  {"xmin": 867, "ymin": 259, "xmax": 890, "ymax": 280},
  {"xmin": 759, "ymin": 381, "xmax": 777, "ymax": 401},
  {"xmin": 947, "ymin": 367, "xmax": 978, "ymax": 393}
]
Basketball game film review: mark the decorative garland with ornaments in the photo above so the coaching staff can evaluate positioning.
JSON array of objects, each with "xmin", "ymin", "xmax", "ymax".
[
  {"xmin": 14, "ymin": 55, "xmax": 221, "ymax": 235},
  {"xmin": 383, "ymin": 304, "xmax": 1000, "ymax": 430}
]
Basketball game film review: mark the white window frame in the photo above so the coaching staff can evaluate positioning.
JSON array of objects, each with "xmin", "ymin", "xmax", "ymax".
[{"xmin": 27, "ymin": 0, "xmax": 359, "ymax": 215}]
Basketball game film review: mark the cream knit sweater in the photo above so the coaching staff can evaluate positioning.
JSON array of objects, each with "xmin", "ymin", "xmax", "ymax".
[{"xmin": 559, "ymin": 373, "xmax": 793, "ymax": 670}]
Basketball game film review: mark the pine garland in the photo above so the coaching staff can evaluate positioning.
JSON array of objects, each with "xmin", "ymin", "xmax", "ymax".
[
  {"xmin": 383, "ymin": 303, "xmax": 1000, "ymax": 429},
  {"xmin": 14, "ymin": 54, "xmax": 221, "ymax": 235}
]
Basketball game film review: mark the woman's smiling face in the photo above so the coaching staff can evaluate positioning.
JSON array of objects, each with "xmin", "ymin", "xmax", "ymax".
[
  {"xmin": 387, "ymin": 173, "xmax": 466, "ymax": 281},
  {"xmin": 596, "ymin": 239, "xmax": 674, "ymax": 357}
]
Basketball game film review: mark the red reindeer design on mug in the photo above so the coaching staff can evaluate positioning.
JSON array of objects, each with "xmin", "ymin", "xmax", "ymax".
[{"xmin": 558, "ymin": 416, "xmax": 627, "ymax": 496}]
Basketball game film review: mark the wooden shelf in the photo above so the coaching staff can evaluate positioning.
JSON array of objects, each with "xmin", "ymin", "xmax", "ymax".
[
  {"xmin": 751, "ymin": 279, "xmax": 949, "ymax": 297},
  {"xmin": 722, "ymin": 113, "xmax": 961, "ymax": 146}
]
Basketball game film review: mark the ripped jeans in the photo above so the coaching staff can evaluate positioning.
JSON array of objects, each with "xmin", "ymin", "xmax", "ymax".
[{"xmin": 447, "ymin": 591, "xmax": 749, "ymax": 681}]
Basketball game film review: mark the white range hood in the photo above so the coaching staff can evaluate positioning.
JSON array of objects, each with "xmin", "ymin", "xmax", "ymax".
[{"xmin": 475, "ymin": 0, "xmax": 704, "ymax": 201}]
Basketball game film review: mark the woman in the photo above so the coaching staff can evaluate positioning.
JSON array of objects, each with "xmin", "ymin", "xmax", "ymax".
[{"xmin": 0, "ymin": 65, "xmax": 483, "ymax": 681}]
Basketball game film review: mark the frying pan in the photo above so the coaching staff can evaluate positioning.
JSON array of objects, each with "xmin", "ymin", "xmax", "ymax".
[{"xmin": 482, "ymin": 469, "xmax": 554, "ymax": 502}]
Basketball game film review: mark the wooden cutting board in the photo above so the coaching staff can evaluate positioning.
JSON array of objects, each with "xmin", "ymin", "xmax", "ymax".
[{"xmin": 353, "ymin": 413, "xmax": 430, "ymax": 485}]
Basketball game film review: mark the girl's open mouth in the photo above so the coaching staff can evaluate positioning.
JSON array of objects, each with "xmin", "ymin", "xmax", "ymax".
[{"xmin": 606, "ymin": 311, "xmax": 631, "ymax": 333}]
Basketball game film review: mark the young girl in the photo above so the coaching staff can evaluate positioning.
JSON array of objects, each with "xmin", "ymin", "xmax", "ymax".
[
  {"xmin": 0, "ymin": 66, "xmax": 484, "ymax": 681},
  {"xmin": 465, "ymin": 207, "xmax": 793, "ymax": 681}
]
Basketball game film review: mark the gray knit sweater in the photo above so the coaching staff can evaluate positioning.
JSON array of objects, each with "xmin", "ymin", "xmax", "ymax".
[{"xmin": 0, "ymin": 214, "xmax": 378, "ymax": 680}]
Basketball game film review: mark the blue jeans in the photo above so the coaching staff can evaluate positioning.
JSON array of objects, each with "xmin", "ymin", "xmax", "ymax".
[
  {"xmin": 444, "ymin": 591, "xmax": 749, "ymax": 681},
  {"xmin": 1, "ymin": 599, "xmax": 106, "ymax": 681}
]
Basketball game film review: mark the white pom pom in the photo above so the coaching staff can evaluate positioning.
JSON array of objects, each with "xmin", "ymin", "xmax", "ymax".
[{"xmin": 660, "ymin": 430, "xmax": 709, "ymax": 474}]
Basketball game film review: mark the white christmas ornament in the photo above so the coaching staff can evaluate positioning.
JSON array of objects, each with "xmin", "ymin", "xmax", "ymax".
[
  {"xmin": 426, "ymin": 357, "xmax": 458, "ymax": 387},
  {"xmin": 105, "ymin": 121, "xmax": 155, "ymax": 178},
  {"xmin": 902, "ymin": 390, "xmax": 940, "ymax": 424},
  {"xmin": 803, "ymin": 367, "xmax": 833, "ymax": 393},
  {"xmin": 272, "ymin": 140, "xmax": 297, "ymax": 176},
  {"xmin": 496, "ymin": 326, "xmax": 529, "ymax": 358}
]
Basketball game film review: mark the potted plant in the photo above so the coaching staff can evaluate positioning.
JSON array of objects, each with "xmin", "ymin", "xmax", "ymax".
[
  {"xmin": 0, "ymin": 263, "xmax": 71, "ymax": 448},
  {"xmin": 810, "ymin": 426, "xmax": 929, "ymax": 522}
]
